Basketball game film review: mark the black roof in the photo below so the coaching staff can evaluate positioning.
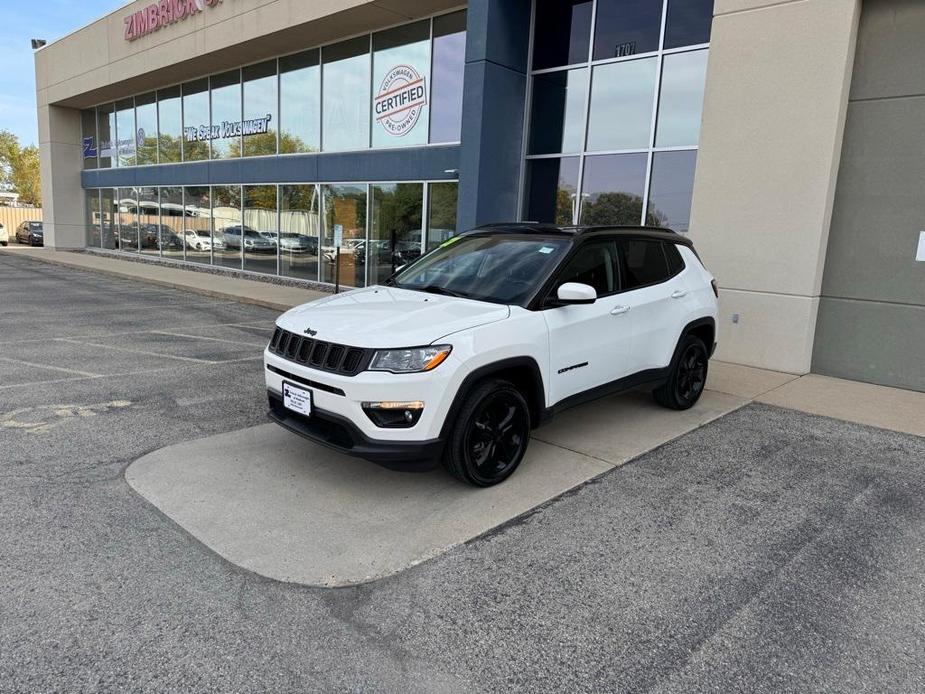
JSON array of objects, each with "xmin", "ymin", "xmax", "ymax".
[{"xmin": 470, "ymin": 222, "xmax": 693, "ymax": 247}]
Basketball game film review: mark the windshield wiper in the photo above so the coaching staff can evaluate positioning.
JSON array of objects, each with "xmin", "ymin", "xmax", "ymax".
[{"xmin": 417, "ymin": 284, "xmax": 468, "ymax": 298}]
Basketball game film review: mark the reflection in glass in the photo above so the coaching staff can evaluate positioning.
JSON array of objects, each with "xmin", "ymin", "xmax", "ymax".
[
  {"xmin": 138, "ymin": 187, "xmax": 160, "ymax": 255},
  {"xmin": 532, "ymin": 0, "xmax": 593, "ymax": 70},
  {"xmin": 81, "ymin": 109, "xmax": 97, "ymax": 170},
  {"xmin": 524, "ymin": 157, "xmax": 580, "ymax": 225},
  {"xmin": 184, "ymin": 186, "xmax": 212, "ymax": 265},
  {"xmin": 281, "ymin": 185, "xmax": 321, "ymax": 281},
  {"xmin": 655, "ymin": 49, "xmax": 708, "ymax": 148},
  {"xmin": 322, "ymin": 37, "xmax": 371, "ymax": 152},
  {"xmin": 579, "ymin": 153, "xmax": 648, "ymax": 225},
  {"xmin": 370, "ymin": 183, "xmax": 423, "ymax": 285},
  {"xmin": 593, "ymin": 0, "xmax": 663, "ymax": 60},
  {"xmin": 100, "ymin": 188, "xmax": 116, "ymax": 250},
  {"xmin": 528, "ymin": 68, "xmax": 587, "ymax": 154},
  {"xmin": 117, "ymin": 187, "xmax": 140, "ymax": 252},
  {"xmin": 586, "ymin": 57, "xmax": 657, "ymax": 151},
  {"xmin": 158, "ymin": 86, "xmax": 183, "ymax": 164},
  {"xmin": 430, "ymin": 11, "xmax": 466, "ymax": 143},
  {"xmin": 279, "ymin": 50, "xmax": 320, "ymax": 154},
  {"xmin": 85, "ymin": 189, "xmax": 101, "ymax": 246},
  {"xmin": 159, "ymin": 187, "xmax": 186, "ymax": 260},
  {"xmin": 426, "ymin": 182, "xmax": 458, "ymax": 250},
  {"xmin": 97, "ymin": 103, "xmax": 115, "ymax": 169},
  {"xmin": 321, "ymin": 184, "xmax": 367, "ymax": 287},
  {"xmin": 243, "ymin": 61, "xmax": 278, "ymax": 157},
  {"xmin": 665, "ymin": 0, "xmax": 714, "ymax": 49},
  {"xmin": 115, "ymin": 98, "xmax": 136, "ymax": 167},
  {"xmin": 183, "ymin": 79, "xmax": 210, "ymax": 161},
  {"xmin": 211, "ymin": 71, "xmax": 241, "ymax": 159},
  {"xmin": 372, "ymin": 21, "xmax": 431, "ymax": 148},
  {"xmin": 243, "ymin": 186, "xmax": 279, "ymax": 275},
  {"xmin": 134, "ymin": 93, "xmax": 158, "ymax": 166},
  {"xmin": 647, "ymin": 150, "xmax": 697, "ymax": 232},
  {"xmin": 213, "ymin": 185, "xmax": 242, "ymax": 269}
]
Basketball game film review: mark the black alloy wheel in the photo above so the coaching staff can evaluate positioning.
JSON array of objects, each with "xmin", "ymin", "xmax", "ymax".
[
  {"xmin": 445, "ymin": 379, "xmax": 531, "ymax": 486},
  {"xmin": 653, "ymin": 335, "xmax": 709, "ymax": 410}
]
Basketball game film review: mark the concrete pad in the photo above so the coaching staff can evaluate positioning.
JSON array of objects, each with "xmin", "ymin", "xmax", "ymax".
[
  {"xmin": 126, "ymin": 425, "xmax": 612, "ymax": 586},
  {"xmin": 757, "ymin": 374, "xmax": 925, "ymax": 438},
  {"xmin": 706, "ymin": 360, "xmax": 800, "ymax": 399},
  {"xmin": 534, "ymin": 389, "xmax": 747, "ymax": 465}
]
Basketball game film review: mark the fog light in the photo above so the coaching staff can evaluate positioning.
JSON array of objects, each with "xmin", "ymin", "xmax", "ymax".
[{"xmin": 362, "ymin": 401, "xmax": 424, "ymax": 428}]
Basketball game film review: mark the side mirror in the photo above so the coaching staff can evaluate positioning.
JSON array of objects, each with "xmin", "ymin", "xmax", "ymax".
[{"xmin": 556, "ymin": 282, "xmax": 597, "ymax": 305}]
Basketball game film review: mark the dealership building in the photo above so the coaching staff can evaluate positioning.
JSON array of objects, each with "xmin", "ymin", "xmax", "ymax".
[{"xmin": 35, "ymin": 0, "xmax": 924, "ymax": 391}]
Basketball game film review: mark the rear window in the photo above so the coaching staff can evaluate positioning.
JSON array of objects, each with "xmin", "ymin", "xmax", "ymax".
[
  {"xmin": 664, "ymin": 243, "xmax": 685, "ymax": 277},
  {"xmin": 618, "ymin": 239, "xmax": 670, "ymax": 289}
]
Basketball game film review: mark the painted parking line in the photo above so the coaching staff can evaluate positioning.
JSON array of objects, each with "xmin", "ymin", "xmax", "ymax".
[
  {"xmin": 0, "ymin": 356, "xmax": 103, "ymax": 379},
  {"xmin": 0, "ymin": 321, "xmax": 274, "ymax": 346}
]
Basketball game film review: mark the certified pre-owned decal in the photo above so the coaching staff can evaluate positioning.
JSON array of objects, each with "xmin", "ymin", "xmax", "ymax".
[
  {"xmin": 558, "ymin": 362, "xmax": 589, "ymax": 375},
  {"xmin": 374, "ymin": 65, "xmax": 427, "ymax": 137}
]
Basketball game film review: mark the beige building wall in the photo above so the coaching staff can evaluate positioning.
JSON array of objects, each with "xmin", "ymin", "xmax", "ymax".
[{"xmin": 688, "ymin": 0, "xmax": 861, "ymax": 374}]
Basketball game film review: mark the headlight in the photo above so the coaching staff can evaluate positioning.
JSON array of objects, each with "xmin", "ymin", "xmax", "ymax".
[{"xmin": 369, "ymin": 345, "xmax": 452, "ymax": 373}]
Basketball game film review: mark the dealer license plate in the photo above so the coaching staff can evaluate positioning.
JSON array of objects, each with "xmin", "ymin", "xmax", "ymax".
[{"xmin": 282, "ymin": 382, "xmax": 312, "ymax": 417}]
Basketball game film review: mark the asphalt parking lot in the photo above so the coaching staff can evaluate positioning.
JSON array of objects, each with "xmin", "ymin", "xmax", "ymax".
[{"xmin": 1, "ymin": 251, "xmax": 924, "ymax": 693}]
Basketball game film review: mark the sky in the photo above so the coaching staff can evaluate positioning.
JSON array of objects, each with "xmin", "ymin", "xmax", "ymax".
[{"xmin": 0, "ymin": 0, "xmax": 127, "ymax": 146}]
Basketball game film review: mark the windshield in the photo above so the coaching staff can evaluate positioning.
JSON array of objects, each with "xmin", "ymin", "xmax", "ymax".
[{"xmin": 390, "ymin": 234, "xmax": 570, "ymax": 305}]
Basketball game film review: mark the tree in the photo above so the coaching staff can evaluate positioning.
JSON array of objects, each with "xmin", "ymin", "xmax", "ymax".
[
  {"xmin": 0, "ymin": 130, "xmax": 41, "ymax": 206},
  {"xmin": 579, "ymin": 191, "xmax": 668, "ymax": 227}
]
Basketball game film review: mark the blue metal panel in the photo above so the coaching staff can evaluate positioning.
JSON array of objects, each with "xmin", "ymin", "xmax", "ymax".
[
  {"xmin": 81, "ymin": 146, "xmax": 460, "ymax": 188},
  {"xmin": 457, "ymin": 0, "xmax": 531, "ymax": 230}
]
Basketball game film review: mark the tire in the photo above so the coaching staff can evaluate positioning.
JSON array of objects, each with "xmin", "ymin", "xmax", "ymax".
[
  {"xmin": 653, "ymin": 335, "xmax": 709, "ymax": 410},
  {"xmin": 443, "ymin": 379, "xmax": 531, "ymax": 487}
]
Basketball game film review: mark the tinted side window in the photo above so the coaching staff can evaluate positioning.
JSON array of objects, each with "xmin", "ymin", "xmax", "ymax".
[
  {"xmin": 664, "ymin": 242, "xmax": 685, "ymax": 277},
  {"xmin": 618, "ymin": 239, "xmax": 670, "ymax": 289},
  {"xmin": 556, "ymin": 242, "xmax": 618, "ymax": 296}
]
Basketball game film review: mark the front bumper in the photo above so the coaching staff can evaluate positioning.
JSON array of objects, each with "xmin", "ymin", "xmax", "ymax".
[{"xmin": 267, "ymin": 391, "xmax": 443, "ymax": 471}]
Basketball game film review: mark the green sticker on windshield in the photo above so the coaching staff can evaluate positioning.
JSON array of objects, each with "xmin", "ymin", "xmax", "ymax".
[{"xmin": 440, "ymin": 236, "xmax": 461, "ymax": 248}]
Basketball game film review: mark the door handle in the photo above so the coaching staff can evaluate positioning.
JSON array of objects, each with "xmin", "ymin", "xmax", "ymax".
[
  {"xmin": 610, "ymin": 305, "xmax": 631, "ymax": 316},
  {"xmin": 670, "ymin": 290, "xmax": 688, "ymax": 299}
]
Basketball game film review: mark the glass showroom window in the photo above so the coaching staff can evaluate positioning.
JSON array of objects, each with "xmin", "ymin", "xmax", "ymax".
[
  {"xmin": 158, "ymin": 86, "xmax": 182, "ymax": 164},
  {"xmin": 97, "ymin": 104, "xmax": 115, "ymax": 169},
  {"xmin": 213, "ymin": 185, "xmax": 243, "ymax": 269},
  {"xmin": 115, "ymin": 99, "xmax": 136, "ymax": 168},
  {"xmin": 211, "ymin": 71, "xmax": 242, "ymax": 160},
  {"xmin": 426, "ymin": 181, "xmax": 458, "ymax": 250},
  {"xmin": 183, "ymin": 79, "xmax": 210, "ymax": 162},
  {"xmin": 100, "ymin": 188, "xmax": 116, "ymax": 250},
  {"xmin": 279, "ymin": 50, "xmax": 320, "ymax": 154},
  {"xmin": 135, "ymin": 92, "xmax": 158, "ymax": 166},
  {"xmin": 430, "ymin": 10, "xmax": 466, "ymax": 143},
  {"xmin": 184, "ymin": 186, "xmax": 212, "ymax": 265},
  {"xmin": 321, "ymin": 184, "xmax": 367, "ymax": 287},
  {"xmin": 372, "ymin": 21, "xmax": 431, "ymax": 149},
  {"xmin": 138, "ymin": 186, "xmax": 160, "ymax": 255},
  {"xmin": 322, "ymin": 37, "xmax": 371, "ymax": 152},
  {"xmin": 117, "ymin": 188, "xmax": 139, "ymax": 252},
  {"xmin": 524, "ymin": 0, "xmax": 713, "ymax": 229},
  {"xmin": 84, "ymin": 189, "xmax": 100, "ymax": 246},
  {"xmin": 281, "ymin": 185, "xmax": 321, "ymax": 281},
  {"xmin": 160, "ymin": 187, "xmax": 185, "ymax": 260},
  {"xmin": 81, "ymin": 109, "xmax": 97, "ymax": 170},
  {"xmin": 370, "ymin": 183, "xmax": 424, "ymax": 285},
  {"xmin": 243, "ymin": 185, "xmax": 279, "ymax": 275},
  {"xmin": 243, "ymin": 61, "xmax": 278, "ymax": 157}
]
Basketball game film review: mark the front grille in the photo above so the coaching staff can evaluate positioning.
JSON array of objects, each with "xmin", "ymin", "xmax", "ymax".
[{"xmin": 268, "ymin": 327, "xmax": 368, "ymax": 376}]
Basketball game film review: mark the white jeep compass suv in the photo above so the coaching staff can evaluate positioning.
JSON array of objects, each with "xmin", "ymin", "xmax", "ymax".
[{"xmin": 265, "ymin": 224, "xmax": 718, "ymax": 486}]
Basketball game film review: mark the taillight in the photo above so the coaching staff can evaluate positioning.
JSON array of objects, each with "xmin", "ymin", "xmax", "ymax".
[{"xmin": 711, "ymin": 280, "xmax": 719, "ymax": 298}]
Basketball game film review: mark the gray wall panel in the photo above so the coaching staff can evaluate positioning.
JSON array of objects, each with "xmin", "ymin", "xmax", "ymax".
[
  {"xmin": 821, "ymin": 97, "xmax": 925, "ymax": 305},
  {"xmin": 850, "ymin": 0, "xmax": 925, "ymax": 101},
  {"xmin": 812, "ymin": 297, "xmax": 925, "ymax": 391}
]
